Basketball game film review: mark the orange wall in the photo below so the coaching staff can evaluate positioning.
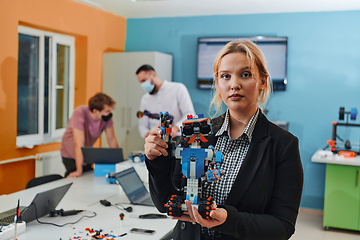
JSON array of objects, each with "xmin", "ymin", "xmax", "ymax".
[{"xmin": 0, "ymin": 0, "xmax": 126, "ymax": 194}]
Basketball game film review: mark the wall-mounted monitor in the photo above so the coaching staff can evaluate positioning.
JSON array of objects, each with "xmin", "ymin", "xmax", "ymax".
[{"xmin": 197, "ymin": 36, "xmax": 288, "ymax": 91}]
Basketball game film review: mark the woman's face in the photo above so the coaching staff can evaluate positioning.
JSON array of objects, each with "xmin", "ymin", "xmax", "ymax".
[{"xmin": 217, "ymin": 52, "xmax": 264, "ymax": 115}]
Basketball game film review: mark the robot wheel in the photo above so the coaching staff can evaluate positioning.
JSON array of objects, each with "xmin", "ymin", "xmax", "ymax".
[
  {"xmin": 198, "ymin": 197, "xmax": 214, "ymax": 220},
  {"xmin": 165, "ymin": 195, "xmax": 185, "ymax": 217}
]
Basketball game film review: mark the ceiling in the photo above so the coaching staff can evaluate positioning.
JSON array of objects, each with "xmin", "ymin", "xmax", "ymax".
[{"xmin": 73, "ymin": 0, "xmax": 360, "ymax": 19}]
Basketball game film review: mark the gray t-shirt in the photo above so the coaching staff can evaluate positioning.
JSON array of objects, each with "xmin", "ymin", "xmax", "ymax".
[{"xmin": 60, "ymin": 105, "xmax": 113, "ymax": 159}]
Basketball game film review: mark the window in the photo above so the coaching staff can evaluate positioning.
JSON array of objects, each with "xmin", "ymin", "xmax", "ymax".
[{"xmin": 17, "ymin": 26, "xmax": 75, "ymax": 147}]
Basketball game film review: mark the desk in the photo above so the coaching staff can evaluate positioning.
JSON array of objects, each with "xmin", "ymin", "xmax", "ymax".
[
  {"xmin": 311, "ymin": 149, "xmax": 360, "ymax": 166},
  {"xmin": 312, "ymin": 150, "xmax": 360, "ymax": 231},
  {"xmin": 0, "ymin": 171, "xmax": 175, "ymax": 239}
]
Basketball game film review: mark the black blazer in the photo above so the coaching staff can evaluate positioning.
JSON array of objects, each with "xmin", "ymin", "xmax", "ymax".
[{"xmin": 145, "ymin": 111, "xmax": 304, "ymax": 240}]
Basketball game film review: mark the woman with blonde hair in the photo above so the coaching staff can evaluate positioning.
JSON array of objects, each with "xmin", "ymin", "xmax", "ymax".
[{"xmin": 144, "ymin": 40, "xmax": 303, "ymax": 240}]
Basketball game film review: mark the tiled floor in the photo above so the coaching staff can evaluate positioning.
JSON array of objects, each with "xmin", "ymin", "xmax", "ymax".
[{"xmin": 290, "ymin": 209, "xmax": 360, "ymax": 240}]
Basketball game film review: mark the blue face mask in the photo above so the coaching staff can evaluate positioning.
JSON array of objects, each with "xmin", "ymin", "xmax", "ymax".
[{"xmin": 141, "ymin": 80, "xmax": 155, "ymax": 94}]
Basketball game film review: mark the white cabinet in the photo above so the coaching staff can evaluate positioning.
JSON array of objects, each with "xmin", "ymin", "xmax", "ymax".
[{"xmin": 101, "ymin": 52, "xmax": 173, "ymax": 157}]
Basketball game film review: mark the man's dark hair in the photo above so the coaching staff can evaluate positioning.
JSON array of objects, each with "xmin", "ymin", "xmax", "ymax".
[
  {"xmin": 88, "ymin": 93, "xmax": 115, "ymax": 112},
  {"xmin": 135, "ymin": 64, "xmax": 155, "ymax": 75}
]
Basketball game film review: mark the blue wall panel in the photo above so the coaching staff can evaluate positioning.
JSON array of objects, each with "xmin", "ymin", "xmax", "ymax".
[{"xmin": 126, "ymin": 11, "xmax": 360, "ymax": 209}]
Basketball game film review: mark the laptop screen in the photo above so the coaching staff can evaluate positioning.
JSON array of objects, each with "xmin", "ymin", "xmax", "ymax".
[
  {"xmin": 22, "ymin": 182, "xmax": 73, "ymax": 223},
  {"xmin": 114, "ymin": 168, "xmax": 148, "ymax": 202},
  {"xmin": 81, "ymin": 147, "xmax": 124, "ymax": 164}
]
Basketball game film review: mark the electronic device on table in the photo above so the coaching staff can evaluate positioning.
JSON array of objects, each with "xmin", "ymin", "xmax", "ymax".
[
  {"xmin": 0, "ymin": 183, "xmax": 72, "ymax": 224},
  {"xmin": 0, "ymin": 221, "xmax": 26, "ymax": 239},
  {"xmin": 139, "ymin": 213, "xmax": 167, "ymax": 219},
  {"xmin": 130, "ymin": 228, "xmax": 155, "ymax": 235},
  {"xmin": 81, "ymin": 147, "xmax": 124, "ymax": 164},
  {"xmin": 114, "ymin": 167, "xmax": 154, "ymax": 206},
  {"xmin": 327, "ymin": 107, "xmax": 359, "ymax": 157}
]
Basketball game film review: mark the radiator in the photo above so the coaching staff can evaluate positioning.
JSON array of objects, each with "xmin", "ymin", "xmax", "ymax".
[
  {"xmin": 0, "ymin": 151, "xmax": 65, "ymax": 177},
  {"xmin": 35, "ymin": 151, "xmax": 65, "ymax": 177}
]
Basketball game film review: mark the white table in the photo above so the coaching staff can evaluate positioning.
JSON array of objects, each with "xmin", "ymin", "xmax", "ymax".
[
  {"xmin": 0, "ymin": 170, "xmax": 175, "ymax": 240},
  {"xmin": 311, "ymin": 149, "xmax": 360, "ymax": 166}
]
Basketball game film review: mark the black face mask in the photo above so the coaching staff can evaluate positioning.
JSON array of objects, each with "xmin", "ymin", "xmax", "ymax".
[{"xmin": 102, "ymin": 113, "xmax": 113, "ymax": 122}]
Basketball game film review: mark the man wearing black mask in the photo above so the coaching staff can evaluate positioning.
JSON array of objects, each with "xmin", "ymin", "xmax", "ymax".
[
  {"xmin": 136, "ymin": 65, "xmax": 195, "ymax": 140},
  {"xmin": 61, "ymin": 93, "xmax": 119, "ymax": 178}
]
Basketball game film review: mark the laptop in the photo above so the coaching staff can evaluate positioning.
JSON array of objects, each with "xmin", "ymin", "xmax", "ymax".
[
  {"xmin": 114, "ymin": 167, "xmax": 154, "ymax": 206},
  {"xmin": 0, "ymin": 183, "xmax": 73, "ymax": 224},
  {"xmin": 81, "ymin": 147, "xmax": 124, "ymax": 164}
]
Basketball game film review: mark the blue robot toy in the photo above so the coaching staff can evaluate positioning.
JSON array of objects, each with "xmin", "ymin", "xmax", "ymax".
[{"xmin": 160, "ymin": 113, "xmax": 224, "ymax": 220}]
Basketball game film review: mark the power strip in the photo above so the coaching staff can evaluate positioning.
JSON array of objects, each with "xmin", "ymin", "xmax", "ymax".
[{"xmin": 0, "ymin": 221, "xmax": 26, "ymax": 240}]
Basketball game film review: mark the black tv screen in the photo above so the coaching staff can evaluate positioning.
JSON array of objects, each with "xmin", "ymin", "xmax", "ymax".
[{"xmin": 197, "ymin": 36, "xmax": 288, "ymax": 91}]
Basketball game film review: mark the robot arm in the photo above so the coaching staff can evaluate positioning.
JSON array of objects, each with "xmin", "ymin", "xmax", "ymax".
[{"xmin": 205, "ymin": 149, "xmax": 224, "ymax": 182}]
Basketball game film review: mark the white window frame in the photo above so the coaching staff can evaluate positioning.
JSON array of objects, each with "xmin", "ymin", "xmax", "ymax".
[
  {"xmin": 50, "ymin": 32, "xmax": 75, "ymax": 138},
  {"xmin": 16, "ymin": 26, "xmax": 75, "ymax": 148}
]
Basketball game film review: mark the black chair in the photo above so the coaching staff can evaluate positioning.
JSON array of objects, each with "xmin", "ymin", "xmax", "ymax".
[{"xmin": 26, "ymin": 174, "xmax": 63, "ymax": 189}]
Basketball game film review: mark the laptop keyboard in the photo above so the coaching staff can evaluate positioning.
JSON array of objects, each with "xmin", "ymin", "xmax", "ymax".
[
  {"xmin": 0, "ymin": 215, "xmax": 15, "ymax": 224},
  {"xmin": 137, "ymin": 195, "xmax": 154, "ymax": 206},
  {"xmin": 0, "ymin": 206, "xmax": 26, "ymax": 224}
]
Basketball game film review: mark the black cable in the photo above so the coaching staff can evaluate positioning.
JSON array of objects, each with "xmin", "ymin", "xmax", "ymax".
[
  {"xmin": 100, "ymin": 199, "xmax": 132, "ymax": 212},
  {"xmin": 336, "ymin": 134, "xmax": 344, "ymax": 142},
  {"xmin": 114, "ymin": 205, "xmax": 123, "ymax": 211},
  {"xmin": 114, "ymin": 204, "xmax": 132, "ymax": 212},
  {"xmin": 113, "ymin": 203, "xmax": 132, "ymax": 212},
  {"xmin": 32, "ymin": 203, "xmax": 96, "ymax": 227},
  {"xmin": 12, "ymin": 205, "xmax": 30, "ymax": 223}
]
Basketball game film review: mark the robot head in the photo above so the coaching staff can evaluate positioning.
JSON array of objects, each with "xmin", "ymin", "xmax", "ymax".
[{"xmin": 181, "ymin": 114, "xmax": 212, "ymax": 144}]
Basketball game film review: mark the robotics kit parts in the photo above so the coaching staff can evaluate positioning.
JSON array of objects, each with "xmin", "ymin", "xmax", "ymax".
[
  {"xmin": 327, "ymin": 107, "xmax": 360, "ymax": 156},
  {"xmin": 128, "ymin": 151, "xmax": 145, "ymax": 163},
  {"xmin": 164, "ymin": 195, "xmax": 216, "ymax": 220},
  {"xmin": 136, "ymin": 110, "xmax": 174, "ymax": 121},
  {"xmin": 339, "ymin": 107, "xmax": 357, "ymax": 122},
  {"xmin": 159, "ymin": 113, "xmax": 224, "ymax": 219}
]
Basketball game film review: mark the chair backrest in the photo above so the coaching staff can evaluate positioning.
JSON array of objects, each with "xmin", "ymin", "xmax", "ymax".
[{"xmin": 26, "ymin": 174, "xmax": 63, "ymax": 189}]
